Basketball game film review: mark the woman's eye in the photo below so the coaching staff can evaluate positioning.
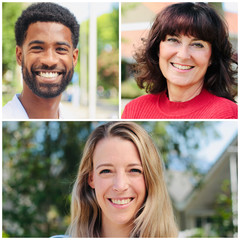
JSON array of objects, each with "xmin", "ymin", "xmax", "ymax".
[
  {"xmin": 99, "ymin": 169, "xmax": 110, "ymax": 174},
  {"xmin": 166, "ymin": 37, "xmax": 179, "ymax": 43},
  {"xmin": 192, "ymin": 42, "xmax": 204, "ymax": 48},
  {"xmin": 130, "ymin": 168, "xmax": 142, "ymax": 174}
]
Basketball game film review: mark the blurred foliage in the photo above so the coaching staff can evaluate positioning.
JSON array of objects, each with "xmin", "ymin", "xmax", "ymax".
[
  {"xmin": 2, "ymin": 2, "xmax": 24, "ymax": 77},
  {"xmin": 212, "ymin": 180, "xmax": 237, "ymax": 237},
  {"xmin": 2, "ymin": 231, "xmax": 9, "ymax": 238},
  {"xmin": 97, "ymin": 5, "xmax": 119, "ymax": 54},
  {"xmin": 3, "ymin": 122, "xmax": 93, "ymax": 237},
  {"xmin": 190, "ymin": 180, "xmax": 237, "ymax": 238},
  {"xmin": 121, "ymin": 78, "xmax": 146, "ymax": 99},
  {"xmin": 2, "ymin": 2, "xmax": 25, "ymax": 105},
  {"xmin": 121, "ymin": 2, "xmax": 140, "ymax": 15},
  {"xmin": 97, "ymin": 48, "xmax": 119, "ymax": 89},
  {"xmin": 2, "ymin": 121, "xmax": 219, "ymax": 237},
  {"xmin": 97, "ymin": 5, "xmax": 119, "ymax": 94}
]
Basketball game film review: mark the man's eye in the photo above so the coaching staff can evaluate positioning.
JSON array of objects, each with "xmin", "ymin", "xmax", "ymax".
[
  {"xmin": 57, "ymin": 47, "xmax": 68, "ymax": 52},
  {"xmin": 31, "ymin": 46, "xmax": 43, "ymax": 50},
  {"xmin": 99, "ymin": 169, "xmax": 110, "ymax": 174}
]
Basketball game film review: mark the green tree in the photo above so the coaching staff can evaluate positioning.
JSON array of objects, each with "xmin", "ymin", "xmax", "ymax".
[
  {"xmin": 2, "ymin": 3, "xmax": 23, "ymax": 77},
  {"xmin": 3, "ymin": 122, "xmax": 93, "ymax": 237},
  {"xmin": 140, "ymin": 121, "xmax": 218, "ymax": 176},
  {"xmin": 212, "ymin": 180, "xmax": 237, "ymax": 237},
  {"xmin": 2, "ymin": 3, "xmax": 26, "ymax": 105},
  {"xmin": 97, "ymin": 5, "xmax": 119, "ymax": 92},
  {"xmin": 97, "ymin": 4, "xmax": 119, "ymax": 54}
]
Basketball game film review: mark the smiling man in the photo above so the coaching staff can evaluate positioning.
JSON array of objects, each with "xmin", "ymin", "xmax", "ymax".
[{"xmin": 3, "ymin": 3, "xmax": 79, "ymax": 119}]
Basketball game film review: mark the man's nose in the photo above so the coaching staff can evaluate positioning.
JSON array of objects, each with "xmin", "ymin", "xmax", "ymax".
[
  {"xmin": 40, "ymin": 48, "xmax": 58, "ymax": 67},
  {"xmin": 112, "ymin": 172, "xmax": 128, "ymax": 192}
]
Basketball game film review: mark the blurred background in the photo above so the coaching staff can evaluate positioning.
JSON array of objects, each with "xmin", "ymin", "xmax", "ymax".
[
  {"xmin": 2, "ymin": 2, "xmax": 119, "ymax": 119},
  {"xmin": 121, "ymin": 2, "xmax": 238, "ymax": 112},
  {"xmin": 2, "ymin": 121, "xmax": 238, "ymax": 237}
]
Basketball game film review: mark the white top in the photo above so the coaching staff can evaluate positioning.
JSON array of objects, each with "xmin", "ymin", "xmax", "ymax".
[{"xmin": 2, "ymin": 94, "xmax": 64, "ymax": 119}]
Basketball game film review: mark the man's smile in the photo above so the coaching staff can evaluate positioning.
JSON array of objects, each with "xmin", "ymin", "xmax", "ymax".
[{"xmin": 36, "ymin": 71, "xmax": 61, "ymax": 78}]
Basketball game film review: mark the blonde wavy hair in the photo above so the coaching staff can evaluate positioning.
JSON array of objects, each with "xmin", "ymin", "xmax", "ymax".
[{"xmin": 67, "ymin": 121, "xmax": 178, "ymax": 237}]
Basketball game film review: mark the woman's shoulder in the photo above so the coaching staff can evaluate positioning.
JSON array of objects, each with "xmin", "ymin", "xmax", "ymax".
[
  {"xmin": 205, "ymin": 90, "xmax": 238, "ymax": 118},
  {"xmin": 210, "ymin": 92, "xmax": 238, "ymax": 108},
  {"xmin": 122, "ymin": 93, "xmax": 162, "ymax": 119},
  {"xmin": 126, "ymin": 93, "xmax": 162, "ymax": 106}
]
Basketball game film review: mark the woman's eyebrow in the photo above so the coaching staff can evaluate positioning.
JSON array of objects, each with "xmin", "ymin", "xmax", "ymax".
[
  {"xmin": 96, "ymin": 163, "xmax": 142, "ymax": 169},
  {"xmin": 96, "ymin": 163, "xmax": 113, "ymax": 169},
  {"xmin": 128, "ymin": 163, "xmax": 142, "ymax": 167},
  {"xmin": 191, "ymin": 38, "xmax": 202, "ymax": 41}
]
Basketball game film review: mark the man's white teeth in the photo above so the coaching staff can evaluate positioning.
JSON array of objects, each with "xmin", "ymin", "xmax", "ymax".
[
  {"xmin": 172, "ymin": 63, "xmax": 193, "ymax": 70},
  {"xmin": 39, "ymin": 72, "xmax": 59, "ymax": 78},
  {"xmin": 111, "ymin": 198, "xmax": 131, "ymax": 205}
]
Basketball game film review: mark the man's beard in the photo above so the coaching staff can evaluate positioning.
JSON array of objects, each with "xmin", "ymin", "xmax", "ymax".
[{"xmin": 21, "ymin": 60, "xmax": 74, "ymax": 98}]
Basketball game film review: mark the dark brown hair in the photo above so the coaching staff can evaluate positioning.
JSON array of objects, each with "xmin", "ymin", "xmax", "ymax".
[{"xmin": 134, "ymin": 2, "xmax": 237, "ymax": 102}]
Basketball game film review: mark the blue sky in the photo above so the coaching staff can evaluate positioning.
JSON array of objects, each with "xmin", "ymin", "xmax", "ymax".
[
  {"xmin": 223, "ymin": 2, "xmax": 238, "ymax": 13},
  {"xmin": 168, "ymin": 121, "xmax": 238, "ymax": 173},
  {"xmin": 197, "ymin": 121, "xmax": 238, "ymax": 166}
]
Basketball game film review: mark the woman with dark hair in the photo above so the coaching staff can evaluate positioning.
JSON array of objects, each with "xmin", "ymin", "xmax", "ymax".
[{"xmin": 122, "ymin": 2, "xmax": 238, "ymax": 119}]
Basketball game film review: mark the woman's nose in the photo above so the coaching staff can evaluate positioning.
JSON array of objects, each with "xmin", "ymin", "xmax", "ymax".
[
  {"xmin": 112, "ymin": 173, "xmax": 128, "ymax": 192},
  {"xmin": 176, "ymin": 45, "xmax": 191, "ymax": 59}
]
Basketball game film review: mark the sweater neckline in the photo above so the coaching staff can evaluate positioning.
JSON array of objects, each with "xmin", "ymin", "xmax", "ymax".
[{"xmin": 158, "ymin": 88, "xmax": 214, "ymax": 116}]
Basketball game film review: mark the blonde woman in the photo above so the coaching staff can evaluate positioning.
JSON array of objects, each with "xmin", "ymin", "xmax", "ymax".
[{"xmin": 67, "ymin": 122, "xmax": 178, "ymax": 237}]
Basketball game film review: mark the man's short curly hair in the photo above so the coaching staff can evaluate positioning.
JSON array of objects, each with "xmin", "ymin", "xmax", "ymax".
[{"xmin": 15, "ymin": 2, "xmax": 79, "ymax": 48}]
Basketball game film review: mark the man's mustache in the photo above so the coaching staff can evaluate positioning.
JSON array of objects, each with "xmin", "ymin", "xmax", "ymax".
[{"xmin": 31, "ymin": 64, "xmax": 66, "ymax": 72}]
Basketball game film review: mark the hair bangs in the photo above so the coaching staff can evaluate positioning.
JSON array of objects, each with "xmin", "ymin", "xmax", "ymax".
[{"xmin": 160, "ymin": 4, "xmax": 216, "ymax": 43}]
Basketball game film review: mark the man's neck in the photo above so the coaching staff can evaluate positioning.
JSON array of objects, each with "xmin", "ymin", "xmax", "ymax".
[{"xmin": 19, "ymin": 90, "xmax": 61, "ymax": 119}]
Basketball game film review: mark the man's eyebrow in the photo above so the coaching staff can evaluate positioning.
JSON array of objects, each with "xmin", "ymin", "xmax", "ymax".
[
  {"xmin": 28, "ymin": 40, "xmax": 44, "ymax": 46},
  {"xmin": 27, "ymin": 40, "xmax": 71, "ymax": 48},
  {"xmin": 56, "ymin": 41, "xmax": 71, "ymax": 48}
]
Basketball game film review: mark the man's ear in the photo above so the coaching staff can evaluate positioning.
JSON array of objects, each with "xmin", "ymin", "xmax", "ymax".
[
  {"xmin": 73, "ymin": 48, "xmax": 79, "ymax": 67},
  {"xmin": 88, "ymin": 171, "xmax": 95, "ymax": 189},
  {"xmin": 16, "ymin": 45, "xmax": 23, "ymax": 66}
]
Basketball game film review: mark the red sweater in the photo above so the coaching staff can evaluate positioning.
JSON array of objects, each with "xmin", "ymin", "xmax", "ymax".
[{"xmin": 121, "ymin": 89, "xmax": 238, "ymax": 119}]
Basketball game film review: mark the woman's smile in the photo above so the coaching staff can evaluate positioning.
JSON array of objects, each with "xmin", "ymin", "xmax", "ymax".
[
  {"xmin": 171, "ymin": 62, "xmax": 195, "ymax": 71},
  {"xmin": 108, "ymin": 198, "xmax": 134, "ymax": 208}
]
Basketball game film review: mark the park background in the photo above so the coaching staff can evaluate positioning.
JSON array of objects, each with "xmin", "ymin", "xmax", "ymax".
[
  {"xmin": 121, "ymin": 2, "xmax": 238, "ymax": 112},
  {"xmin": 2, "ymin": 2, "xmax": 119, "ymax": 119},
  {"xmin": 2, "ymin": 121, "xmax": 238, "ymax": 237}
]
